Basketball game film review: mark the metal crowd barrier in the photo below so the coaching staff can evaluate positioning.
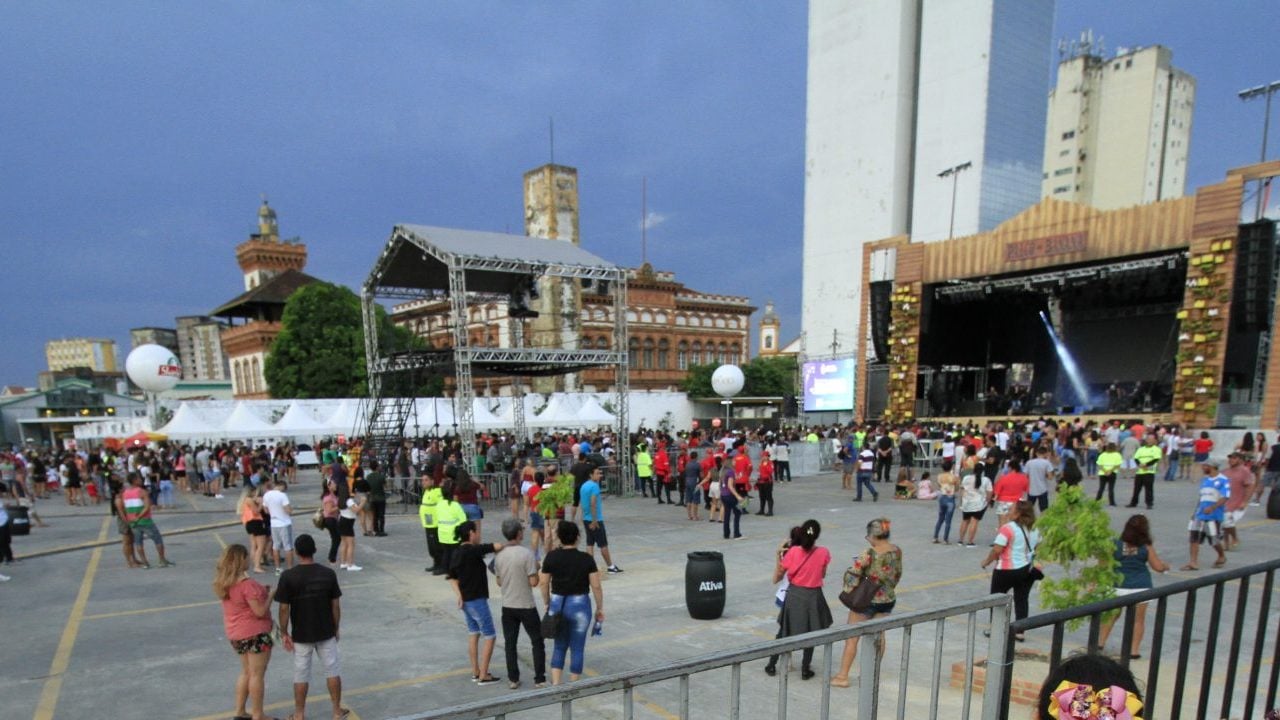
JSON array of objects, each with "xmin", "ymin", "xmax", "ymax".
[
  {"xmin": 1002, "ymin": 556, "xmax": 1280, "ymax": 720},
  {"xmin": 386, "ymin": 595, "xmax": 1014, "ymax": 720}
]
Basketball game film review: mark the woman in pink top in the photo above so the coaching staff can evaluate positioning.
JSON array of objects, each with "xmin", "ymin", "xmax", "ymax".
[
  {"xmin": 213, "ymin": 544, "xmax": 274, "ymax": 720},
  {"xmin": 764, "ymin": 519, "xmax": 832, "ymax": 679}
]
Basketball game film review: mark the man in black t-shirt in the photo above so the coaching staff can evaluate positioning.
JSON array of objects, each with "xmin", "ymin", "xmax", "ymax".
[
  {"xmin": 565, "ymin": 455, "xmax": 594, "ymax": 523},
  {"xmin": 275, "ymin": 534, "xmax": 346, "ymax": 720},
  {"xmin": 448, "ymin": 520, "xmax": 505, "ymax": 684}
]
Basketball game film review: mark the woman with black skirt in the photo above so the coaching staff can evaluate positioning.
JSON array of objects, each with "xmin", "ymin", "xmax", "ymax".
[{"xmin": 764, "ymin": 519, "xmax": 832, "ymax": 679}]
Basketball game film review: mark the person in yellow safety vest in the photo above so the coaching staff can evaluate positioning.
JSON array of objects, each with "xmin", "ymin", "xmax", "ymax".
[
  {"xmin": 634, "ymin": 443, "xmax": 653, "ymax": 497},
  {"xmin": 419, "ymin": 474, "xmax": 444, "ymax": 575},
  {"xmin": 1128, "ymin": 435, "xmax": 1162, "ymax": 510},
  {"xmin": 435, "ymin": 482, "xmax": 467, "ymax": 576}
]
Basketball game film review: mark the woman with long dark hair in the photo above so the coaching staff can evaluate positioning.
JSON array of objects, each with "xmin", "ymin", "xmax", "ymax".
[
  {"xmin": 321, "ymin": 478, "xmax": 341, "ymax": 565},
  {"xmin": 981, "ymin": 500, "xmax": 1040, "ymax": 640},
  {"xmin": 764, "ymin": 519, "xmax": 832, "ymax": 679},
  {"xmin": 1097, "ymin": 514, "xmax": 1169, "ymax": 658}
]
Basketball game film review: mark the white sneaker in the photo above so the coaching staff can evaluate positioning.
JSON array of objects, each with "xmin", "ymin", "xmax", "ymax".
[
  {"xmin": 214, "ymin": 494, "xmax": 224, "ymax": 499},
  {"xmin": 339, "ymin": 564, "xmax": 349, "ymax": 570},
  {"xmin": 346, "ymin": 564, "xmax": 363, "ymax": 572},
  {"xmin": 0, "ymin": 574, "xmax": 9, "ymax": 582},
  {"xmin": 1249, "ymin": 501, "xmax": 1261, "ymax": 507}
]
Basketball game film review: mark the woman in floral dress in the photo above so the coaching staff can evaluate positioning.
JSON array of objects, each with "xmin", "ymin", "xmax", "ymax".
[{"xmin": 831, "ymin": 517, "xmax": 903, "ymax": 688}]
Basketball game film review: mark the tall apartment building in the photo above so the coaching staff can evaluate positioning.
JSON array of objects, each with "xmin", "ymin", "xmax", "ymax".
[
  {"xmin": 175, "ymin": 316, "xmax": 230, "ymax": 381},
  {"xmin": 1042, "ymin": 42, "xmax": 1195, "ymax": 209},
  {"xmin": 802, "ymin": 0, "xmax": 1053, "ymax": 364},
  {"xmin": 45, "ymin": 338, "xmax": 119, "ymax": 372},
  {"xmin": 129, "ymin": 327, "xmax": 179, "ymax": 354}
]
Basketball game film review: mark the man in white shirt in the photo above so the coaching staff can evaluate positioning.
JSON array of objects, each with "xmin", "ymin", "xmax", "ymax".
[
  {"xmin": 261, "ymin": 479, "xmax": 294, "ymax": 572},
  {"xmin": 770, "ymin": 438, "xmax": 791, "ymax": 482},
  {"xmin": 995, "ymin": 429, "xmax": 1010, "ymax": 452},
  {"xmin": 1024, "ymin": 446, "xmax": 1055, "ymax": 511}
]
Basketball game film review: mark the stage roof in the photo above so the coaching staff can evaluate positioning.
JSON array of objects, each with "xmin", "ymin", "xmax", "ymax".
[{"xmin": 366, "ymin": 224, "xmax": 623, "ymax": 298}]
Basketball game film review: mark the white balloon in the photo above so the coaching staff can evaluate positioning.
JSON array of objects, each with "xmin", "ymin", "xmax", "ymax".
[
  {"xmin": 125, "ymin": 344, "xmax": 182, "ymax": 393},
  {"xmin": 711, "ymin": 364, "xmax": 745, "ymax": 398}
]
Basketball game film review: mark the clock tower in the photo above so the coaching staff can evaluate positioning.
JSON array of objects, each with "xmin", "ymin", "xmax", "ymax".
[{"xmin": 523, "ymin": 164, "xmax": 582, "ymax": 392}]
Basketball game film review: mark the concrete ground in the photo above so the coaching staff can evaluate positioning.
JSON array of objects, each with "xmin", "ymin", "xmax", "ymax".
[{"xmin": 4, "ymin": 466, "xmax": 1278, "ymax": 720}]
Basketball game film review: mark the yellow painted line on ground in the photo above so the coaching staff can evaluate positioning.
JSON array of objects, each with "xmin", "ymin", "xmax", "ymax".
[
  {"xmin": 85, "ymin": 599, "xmax": 221, "ymax": 621},
  {"xmin": 213, "ymin": 531, "xmax": 227, "ymax": 550},
  {"xmin": 33, "ymin": 516, "xmax": 110, "ymax": 720},
  {"xmin": 182, "ymin": 667, "xmax": 473, "ymax": 720},
  {"xmin": 583, "ymin": 668, "xmax": 680, "ymax": 720},
  {"xmin": 85, "ymin": 578, "xmax": 395, "ymax": 621},
  {"xmin": 899, "ymin": 572, "xmax": 989, "ymax": 593}
]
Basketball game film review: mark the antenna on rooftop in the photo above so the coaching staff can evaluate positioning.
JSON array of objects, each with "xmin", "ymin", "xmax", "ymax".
[
  {"xmin": 549, "ymin": 117, "xmax": 555, "ymax": 165},
  {"xmin": 641, "ymin": 176, "xmax": 648, "ymax": 265}
]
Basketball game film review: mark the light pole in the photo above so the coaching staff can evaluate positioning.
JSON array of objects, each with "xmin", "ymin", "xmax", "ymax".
[
  {"xmin": 1239, "ymin": 81, "xmax": 1280, "ymax": 220},
  {"xmin": 937, "ymin": 161, "xmax": 973, "ymax": 239}
]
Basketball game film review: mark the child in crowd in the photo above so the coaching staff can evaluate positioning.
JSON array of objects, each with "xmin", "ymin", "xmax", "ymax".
[
  {"xmin": 894, "ymin": 468, "xmax": 916, "ymax": 500},
  {"xmin": 915, "ymin": 471, "xmax": 937, "ymax": 500}
]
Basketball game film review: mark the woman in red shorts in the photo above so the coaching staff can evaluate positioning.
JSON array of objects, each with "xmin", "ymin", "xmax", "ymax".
[{"xmin": 213, "ymin": 544, "xmax": 275, "ymax": 720}]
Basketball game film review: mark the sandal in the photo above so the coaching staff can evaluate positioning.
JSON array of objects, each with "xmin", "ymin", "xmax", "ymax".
[
  {"xmin": 1213, "ymin": 558, "xmax": 1227, "ymax": 568},
  {"xmin": 830, "ymin": 675, "xmax": 851, "ymax": 688},
  {"xmin": 1179, "ymin": 564, "xmax": 1198, "ymax": 571}
]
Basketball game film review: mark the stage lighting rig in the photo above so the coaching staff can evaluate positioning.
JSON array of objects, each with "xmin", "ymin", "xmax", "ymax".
[{"xmin": 508, "ymin": 275, "xmax": 541, "ymax": 319}]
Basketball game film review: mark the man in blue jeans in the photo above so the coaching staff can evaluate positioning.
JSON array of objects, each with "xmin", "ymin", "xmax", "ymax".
[{"xmin": 447, "ymin": 520, "xmax": 505, "ymax": 685}]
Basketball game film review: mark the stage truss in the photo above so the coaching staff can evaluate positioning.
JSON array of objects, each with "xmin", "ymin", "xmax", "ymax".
[{"xmin": 360, "ymin": 224, "xmax": 631, "ymax": 479}]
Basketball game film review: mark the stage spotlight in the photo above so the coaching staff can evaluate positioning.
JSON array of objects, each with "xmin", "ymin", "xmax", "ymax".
[{"xmin": 508, "ymin": 275, "xmax": 541, "ymax": 319}]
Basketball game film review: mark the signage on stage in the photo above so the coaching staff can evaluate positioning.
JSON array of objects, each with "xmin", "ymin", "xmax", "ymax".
[
  {"xmin": 1004, "ymin": 231, "xmax": 1088, "ymax": 262},
  {"xmin": 802, "ymin": 358, "xmax": 854, "ymax": 412}
]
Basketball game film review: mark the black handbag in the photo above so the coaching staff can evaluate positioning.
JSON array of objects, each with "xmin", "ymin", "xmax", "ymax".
[
  {"xmin": 838, "ymin": 549, "xmax": 883, "ymax": 613},
  {"xmin": 540, "ymin": 595, "xmax": 564, "ymax": 638}
]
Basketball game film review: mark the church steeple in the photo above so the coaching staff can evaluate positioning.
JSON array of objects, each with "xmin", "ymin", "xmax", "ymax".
[
  {"xmin": 257, "ymin": 198, "xmax": 279, "ymax": 241},
  {"xmin": 236, "ymin": 199, "xmax": 307, "ymax": 291},
  {"xmin": 759, "ymin": 300, "xmax": 780, "ymax": 356}
]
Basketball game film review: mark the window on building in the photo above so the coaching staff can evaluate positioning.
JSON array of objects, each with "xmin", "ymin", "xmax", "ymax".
[
  {"xmin": 1059, "ymin": 149, "xmax": 1070, "ymax": 157},
  {"xmin": 658, "ymin": 339, "xmax": 669, "ymax": 369},
  {"xmin": 250, "ymin": 357, "xmax": 261, "ymax": 394},
  {"xmin": 1061, "ymin": 130, "xmax": 1075, "ymax": 140},
  {"xmin": 764, "ymin": 335, "xmax": 773, "ymax": 349},
  {"xmin": 640, "ymin": 311, "xmax": 653, "ymax": 324},
  {"xmin": 718, "ymin": 342, "xmax": 728, "ymax": 364},
  {"xmin": 678, "ymin": 341, "xmax": 688, "ymax": 370},
  {"xmin": 715, "ymin": 318, "xmax": 726, "ymax": 329},
  {"xmin": 692, "ymin": 341, "xmax": 702, "ymax": 366},
  {"xmin": 596, "ymin": 336, "xmax": 609, "ymax": 350},
  {"xmin": 1053, "ymin": 167, "xmax": 1072, "ymax": 176},
  {"xmin": 675, "ymin": 315, "xmax": 687, "ymax": 327},
  {"xmin": 1053, "ymin": 185, "xmax": 1071, "ymax": 194},
  {"xmin": 628, "ymin": 337, "xmax": 639, "ymax": 367},
  {"xmin": 233, "ymin": 361, "xmax": 244, "ymax": 394},
  {"xmin": 643, "ymin": 338, "xmax": 654, "ymax": 369},
  {"xmin": 654, "ymin": 312, "xmax": 667, "ymax": 324}
]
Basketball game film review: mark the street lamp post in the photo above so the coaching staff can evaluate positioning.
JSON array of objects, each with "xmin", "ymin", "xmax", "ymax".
[
  {"xmin": 1239, "ymin": 81, "xmax": 1280, "ymax": 220},
  {"xmin": 937, "ymin": 161, "xmax": 973, "ymax": 239}
]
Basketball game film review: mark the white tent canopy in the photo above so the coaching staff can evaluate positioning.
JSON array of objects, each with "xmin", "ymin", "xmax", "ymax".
[
  {"xmin": 575, "ymin": 396, "xmax": 615, "ymax": 428},
  {"xmin": 471, "ymin": 401, "xmax": 506, "ymax": 430},
  {"xmin": 218, "ymin": 402, "xmax": 277, "ymax": 440},
  {"xmin": 158, "ymin": 403, "xmax": 221, "ymax": 441},
  {"xmin": 406, "ymin": 398, "xmax": 456, "ymax": 436},
  {"xmin": 530, "ymin": 393, "xmax": 579, "ymax": 428},
  {"xmin": 323, "ymin": 400, "xmax": 362, "ymax": 437},
  {"xmin": 274, "ymin": 402, "xmax": 333, "ymax": 438}
]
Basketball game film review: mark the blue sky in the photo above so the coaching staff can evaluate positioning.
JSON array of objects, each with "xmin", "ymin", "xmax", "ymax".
[{"xmin": 2, "ymin": 1, "xmax": 1276, "ymax": 386}]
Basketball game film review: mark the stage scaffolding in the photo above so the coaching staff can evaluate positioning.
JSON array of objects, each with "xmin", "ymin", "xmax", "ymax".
[{"xmin": 360, "ymin": 224, "xmax": 631, "ymax": 479}]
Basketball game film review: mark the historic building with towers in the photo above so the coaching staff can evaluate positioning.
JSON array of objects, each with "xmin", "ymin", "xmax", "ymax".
[
  {"xmin": 211, "ymin": 201, "xmax": 318, "ymax": 399},
  {"xmin": 390, "ymin": 163, "xmax": 755, "ymax": 394}
]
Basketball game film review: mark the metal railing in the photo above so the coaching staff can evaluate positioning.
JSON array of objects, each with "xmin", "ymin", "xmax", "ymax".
[
  {"xmin": 1002, "ymin": 557, "xmax": 1280, "ymax": 720},
  {"xmin": 386, "ymin": 595, "xmax": 1013, "ymax": 720}
]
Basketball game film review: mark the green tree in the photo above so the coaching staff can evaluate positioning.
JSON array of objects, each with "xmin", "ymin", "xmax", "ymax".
[
  {"xmin": 1034, "ymin": 485, "xmax": 1120, "ymax": 629},
  {"xmin": 744, "ymin": 355, "xmax": 798, "ymax": 396},
  {"xmin": 680, "ymin": 356, "xmax": 798, "ymax": 397},
  {"xmin": 265, "ymin": 282, "xmax": 439, "ymax": 398},
  {"xmin": 680, "ymin": 363, "xmax": 716, "ymax": 396}
]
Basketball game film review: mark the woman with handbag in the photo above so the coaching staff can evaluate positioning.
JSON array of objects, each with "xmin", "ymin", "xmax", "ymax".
[
  {"xmin": 981, "ymin": 499, "xmax": 1041, "ymax": 639},
  {"xmin": 540, "ymin": 520, "xmax": 604, "ymax": 685},
  {"xmin": 831, "ymin": 517, "xmax": 902, "ymax": 688},
  {"xmin": 763, "ymin": 519, "xmax": 832, "ymax": 679}
]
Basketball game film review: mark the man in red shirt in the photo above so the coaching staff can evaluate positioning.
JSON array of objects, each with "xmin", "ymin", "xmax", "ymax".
[
  {"xmin": 991, "ymin": 459, "xmax": 1029, "ymax": 526},
  {"xmin": 1222, "ymin": 452, "xmax": 1254, "ymax": 550},
  {"xmin": 732, "ymin": 446, "xmax": 752, "ymax": 495}
]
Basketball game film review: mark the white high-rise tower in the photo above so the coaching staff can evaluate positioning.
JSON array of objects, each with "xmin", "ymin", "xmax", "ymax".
[{"xmin": 801, "ymin": 0, "xmax": 1054, "ymax": 363}]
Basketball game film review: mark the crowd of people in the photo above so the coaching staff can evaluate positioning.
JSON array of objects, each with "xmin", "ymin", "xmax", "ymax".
[{"xmin": 4, "ymin": 416, "xmax": 1276, "ymax": 716}]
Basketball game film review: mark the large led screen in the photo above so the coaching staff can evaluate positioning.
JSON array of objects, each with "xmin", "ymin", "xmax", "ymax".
[{"xmin": 802, "ymin": 358, "xmax": 854, "ymax": 412}]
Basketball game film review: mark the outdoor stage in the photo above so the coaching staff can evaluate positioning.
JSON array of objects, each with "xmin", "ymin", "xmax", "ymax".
[{"xmin": 856, "ymin": 161, "xmax": 1280, "ymax": 428}]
